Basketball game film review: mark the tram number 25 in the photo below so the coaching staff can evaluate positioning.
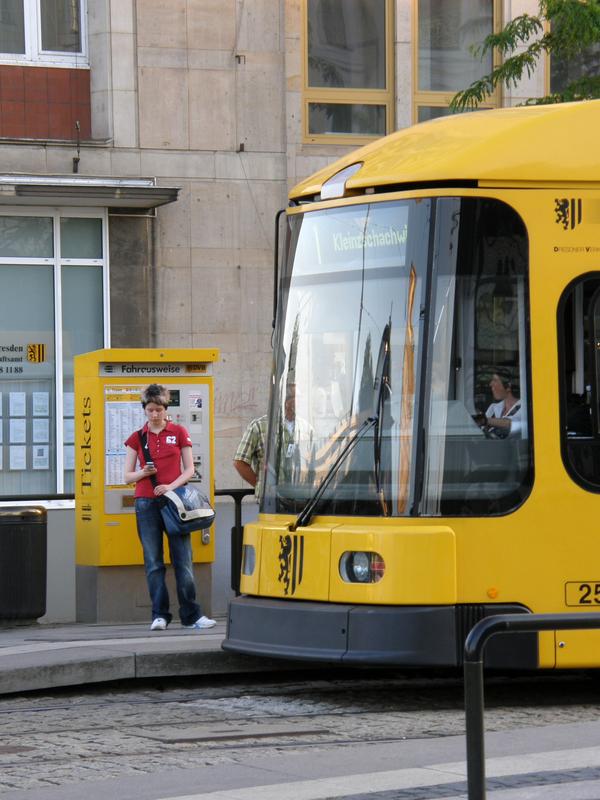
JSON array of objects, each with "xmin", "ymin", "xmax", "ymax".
[{"xmin": 565, "ymin": 581, "xmax": 600, "ymax": 606}]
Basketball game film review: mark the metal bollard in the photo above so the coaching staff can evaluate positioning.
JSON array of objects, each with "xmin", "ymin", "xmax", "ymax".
[
  {"xmin": 464, "ymin": 612, "xmax": 600, "ymax": 800},
  {"xmin": 214, "ymin": 488, "xmax": 255, "ymax": 594}
]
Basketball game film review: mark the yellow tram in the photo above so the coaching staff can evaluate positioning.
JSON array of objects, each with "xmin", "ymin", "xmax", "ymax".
[{"xmin": 223, "ymin": 100, "xmax": 600, "ymax": 669}]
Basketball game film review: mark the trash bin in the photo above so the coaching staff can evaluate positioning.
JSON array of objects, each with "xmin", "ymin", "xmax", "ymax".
[{"xmin": 0, "ymin": 507, "xmax": 47, "ymax": 621}]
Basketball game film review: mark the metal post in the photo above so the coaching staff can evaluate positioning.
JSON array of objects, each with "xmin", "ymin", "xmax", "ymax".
[
  {"xmin": 464, "ymin": 612, "xmax": 600, "ymax": 800},
  {"xmin": 464, "ymin": 658, "xmax": 486, "ymax": 800},
  {"xmin": 214, "ymin": 488, "xmax": 255, "ymax": 595}
]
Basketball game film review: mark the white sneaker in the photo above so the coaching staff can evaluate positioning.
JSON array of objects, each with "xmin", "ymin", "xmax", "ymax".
[
  {"xmin": 184, "ymin": 615, "xmax": 216, "ymax": 629},
  {"xmin": 150, "ymin": 617, "xmax": 168, "ymax": 631}
]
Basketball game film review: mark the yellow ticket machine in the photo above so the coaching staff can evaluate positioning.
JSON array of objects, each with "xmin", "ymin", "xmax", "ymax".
[{"xmin": 74, "ymin": 348, "xmax": 219, "ymax": 622}]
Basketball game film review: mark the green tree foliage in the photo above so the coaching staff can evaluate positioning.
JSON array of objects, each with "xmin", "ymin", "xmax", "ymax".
[{"xmin": 450, "ymin": 0, "xmax": 600, "ymax": 111}]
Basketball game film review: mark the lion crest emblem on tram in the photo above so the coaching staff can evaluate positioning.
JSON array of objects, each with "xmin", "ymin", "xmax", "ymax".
[{"xmin": 277, "ymin": 533, "xmax": 304, "ymax": 595}]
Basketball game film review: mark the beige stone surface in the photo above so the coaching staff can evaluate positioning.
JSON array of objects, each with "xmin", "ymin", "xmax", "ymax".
[
  {"xmin": 89, "ymin": 31, "xmax": 111, "ymax": 93},
  {"xmin": 187, "ymin": 49, "xmax": 234, "ymax": 70},
  {"xmin": 215, "ymin": 152, "xmax": 286, "ymax": 182},
  {"xmin": 138, "ymin": 47, "xmax": 189, "ymax": 70},
  {"xmin": 110, "ymin": 149, "xmax": 142, "ymax": 176},
  {"xmin": 136, "ymin": 0, "xmax": 187, "ymax": 49},
  {"xmin": 155, "ymin": 266, "xmax": 193, "ymax": 333},
  {"xmin": 157, "ymin": 183, "xmax": 191, "ymax": 249},
  {"xmin": 140, "ymin": 150, "xmax": 215, "ymax": 179},
  {"xmin": 188, "ymin": 178, "xmax": 282, "ymax": 251},
  {"xmin": 0, "ymin": 145, "xmax": 46, "ymax": 173},
  {"xmin": 87, "ymin": 0, "xmax": 110, "ymax": 35},
  {"xmin": 91, "ymin": 90, "xmax": 112, "ymax": 141},
  {"xmin": 285, "ymin": 0, "xmax": 301, "ymax": 40},
  {"xmin": 236, "ymin": 0, "xmax": 281, "ymax": 53},
  {"xmin": 189, "ymin": 70, "xmax": 237, "ymax": 152},
  {"xmin": 239, "ymin": 264, "xmax": 273, "ymax": 334},
  {"xmin": 66, "ymin": 147, "xmax": 114, "ymax": 175},
  {"xmin": 88, "ymin": 25, "xmax": 112, "ymax": 140},
  {"xmin": 396, "ymin": 41, "xmax": 413, "ymax": 130},
  {"xmin": 111, "ymin": 32, "xmax": 137, "ymax": 92},
  {"xmin": 396, "ymin": 0, "xmax": 412, "ymax": 41},
  {"xmin": 155, "ymin": 332, "xmax": 194, "ymax": 347},
  {"xmin": 190, "ymin": 248, "xmax": 240, "ymax": 270},
  {"xmin": 138, "ymin": 67, "xmax": 189, "ymax": 149},
  {"xmin": 112, "ymin": 90, "xmax": 138, "ymax": 149},
  {"xmin": 190, "ymin": 266, "xmax": 242, "ymax": 334},
  {"xmin": 45, "ymin": 148, "xmax": 84, "ymax": 174},
  {"xmin": 212, "ymin": 347, "xmax": 271, "ymax": 437},
  {"xmin": 187, "ymin": 0, "xmax": 236, "ymax": 51},
  {"xmin": 110, "ymin": 0, "xmax": 135, "ymax": 34},
  {"xmin": 189, "ymin": 181, "xmax": 236, "ymax": 249},
  {"xmin": 236, "ymin": 53, "xmax": 285, "ymax": 153},
  {"xmin": 285, "ymin": 48, "xmax": 301, "ymax": 92},
  {"xmin": 159, "ymin": 246, "xmax": 192, "ymax": 269}
]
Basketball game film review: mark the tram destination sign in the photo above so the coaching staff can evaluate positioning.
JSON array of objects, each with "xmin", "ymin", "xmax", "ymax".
[{"xmin": 309, "ymin": 203, "xmax": 409, "ymax": 271}]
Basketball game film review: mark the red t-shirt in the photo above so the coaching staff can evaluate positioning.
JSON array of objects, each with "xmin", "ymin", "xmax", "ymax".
[{"xmin": 125, "ymin": 422, "xmax": 192, "ymax": 498}]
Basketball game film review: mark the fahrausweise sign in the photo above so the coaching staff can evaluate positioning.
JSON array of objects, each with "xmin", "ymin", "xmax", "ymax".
[{"xmin": 99, "ymin": 362, "xmax": 211, "ymax": 377}]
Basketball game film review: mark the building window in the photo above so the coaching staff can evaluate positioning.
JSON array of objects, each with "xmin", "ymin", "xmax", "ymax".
[
  {"xmin": 0, "ymin": 209, "xmax": 107, "ymax": 497},
  {"xmin": 304, "ymin": 0, "xmax": 394, "ymax": 143},
  {"xmin": 415, "ymin": 0, "xmax": 501, "ymax": 123},
  {"xmin": 0, "ymin": 0, "xmax": 87, "ymax": 66},
  {"xmin": 550, "ymin": 39, "xmax": 600, "ymax": 96}
]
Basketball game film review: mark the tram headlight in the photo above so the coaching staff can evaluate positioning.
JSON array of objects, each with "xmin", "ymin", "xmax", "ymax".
[
  {"xmin": 339, "ymin": 551, "xmax": 385, "ymax": 583},
  {"xmin": 352, "ymin": 552, "xmax": 370, "ymax": 582}
]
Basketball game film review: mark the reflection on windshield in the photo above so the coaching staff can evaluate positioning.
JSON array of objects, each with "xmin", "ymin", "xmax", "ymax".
[
  {"xmin": 263, "ymin": 196, "xmax": 532, "ymax": 518},
  {"xmin": 263, "ymin": 200, "xmax": 428, "ymax": 516}
]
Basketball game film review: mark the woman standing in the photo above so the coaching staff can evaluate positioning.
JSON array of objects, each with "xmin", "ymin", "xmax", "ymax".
[{"xmin": 123, "ymin": 383, "xmax": 216, "ymax": 631}]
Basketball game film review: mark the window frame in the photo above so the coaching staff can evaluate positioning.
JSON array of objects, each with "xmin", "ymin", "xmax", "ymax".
[
  {"xmin": 0, "ymin": 0, "xmax": 88, "ymax": 68},
  {"xmin": 413, "ymin": 0, "xmax": 502, "ymax": 124},
  {"xmin": 302, "ymin": 0, "xmax": 395, "ymax": 145},
  {"xmin": 0, "ymin": 206, "xmax": 109, "ymax": 496}
]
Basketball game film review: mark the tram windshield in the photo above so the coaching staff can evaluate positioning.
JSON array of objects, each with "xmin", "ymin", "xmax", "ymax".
[{"xmin": 263, "ymin": 197, "xmax": 533, "ymax": 517}]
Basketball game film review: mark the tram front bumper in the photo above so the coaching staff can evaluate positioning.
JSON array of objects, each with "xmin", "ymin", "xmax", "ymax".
[{"xmin": 222, "ymin": 596, "xmax": 538, "ymax": 668}]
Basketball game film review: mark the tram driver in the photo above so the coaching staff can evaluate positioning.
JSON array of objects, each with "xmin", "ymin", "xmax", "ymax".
[{"xmin": 474, "ymin": 367, "xmax": 522, "ymax": 439}]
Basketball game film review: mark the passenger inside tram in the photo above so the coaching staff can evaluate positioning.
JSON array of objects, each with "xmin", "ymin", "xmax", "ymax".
[{"xmin": 474, "ymin": 368, "xmax": 522, "ymax": 439}]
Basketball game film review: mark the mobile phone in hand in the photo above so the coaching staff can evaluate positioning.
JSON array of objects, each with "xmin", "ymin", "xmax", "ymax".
[{"xmin": 146, "ymin": 461, "xmax": 154, "ymax": 469}]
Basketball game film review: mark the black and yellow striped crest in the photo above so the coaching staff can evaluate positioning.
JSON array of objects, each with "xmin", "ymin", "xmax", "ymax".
[
  {"xmin": 277, "ymin": 533, "xmax": 304, "ymax": 596},
  {"xmin": 27, "ymin": 343, "xmax": 46, "ymax": 363}
]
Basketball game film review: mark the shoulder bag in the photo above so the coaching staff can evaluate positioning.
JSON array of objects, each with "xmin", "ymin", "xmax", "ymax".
[{"xmin": 138, "ymin": 430, "xmax": 215, "ymax": 536}]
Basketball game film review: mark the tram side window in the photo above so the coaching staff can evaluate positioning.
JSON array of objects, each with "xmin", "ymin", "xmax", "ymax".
[
  {"xmin": 559, "ymin": 275, "xmax": 600, "ymax": 490},
  {"xmin": 421, "ymin": 197, "xmax": 533, "ymax": 516}
]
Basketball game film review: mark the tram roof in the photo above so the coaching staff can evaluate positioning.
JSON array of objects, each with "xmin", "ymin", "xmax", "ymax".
[{"xmin": 290, "ymin": 100, "xmax": 600, "ymax": 202}]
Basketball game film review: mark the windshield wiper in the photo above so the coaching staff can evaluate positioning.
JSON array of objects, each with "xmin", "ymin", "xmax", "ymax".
[{"xmin": 289, "ymin": 415, "xmax": 378, "ymax": 531}]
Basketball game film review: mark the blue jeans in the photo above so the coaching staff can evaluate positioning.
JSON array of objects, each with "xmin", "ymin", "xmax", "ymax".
[{"xmin": 134, "ymin": 497, "xmax": 201, "ymax": 626}]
